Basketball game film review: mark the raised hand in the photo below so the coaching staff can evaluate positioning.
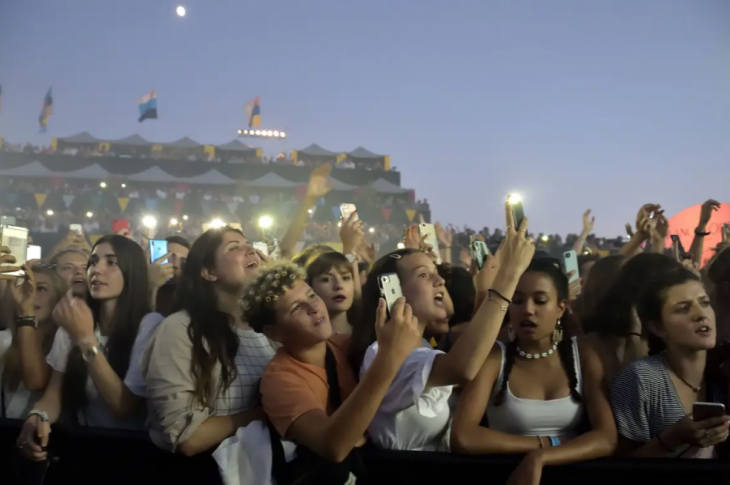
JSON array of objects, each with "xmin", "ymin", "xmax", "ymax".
[
  {"xmin": 403, "ymin": 224, "xmax": 423, "ymax": 250},
  {"xmin": 434, "ymin": 222, "xmax": 453, "ymax": 248},
  {"xmin": 339, "ymin": 211, "xmax": 365, "ymax": 255},
  {"xmin": 53, "ymin": 288, "xmax": 95, "ymax": 342},
  {"xmin": 582, "ymin": 209, "xmax": 595, "ymax": 234},
  {"xmin": 635, "ymin": 204, "xmax": 661, "ymax": 238},
  {"xmin": 699, "ymin": 199, "xmax": 721, "ymax": 227},
  {"xmin": 9, "ymin": 263, "xmax": 36, "ymax": 315},
  {"xmin": 357, "ymin": 240, "xmax": 376, "ymax": 264},
  {"xmin": 306, "ymin": 164, "xmax": 334, "ymax": 200},
  {"xmin": 375, "ymin": 297, "xmax": 423, "ymax": 364},
  {"xmin": 149, "ymin": 252, "xmax": 174, "ymax": 290},
  {"xmin": 0, "ymin": 246, "xmax": 21, "ymax": 281}
]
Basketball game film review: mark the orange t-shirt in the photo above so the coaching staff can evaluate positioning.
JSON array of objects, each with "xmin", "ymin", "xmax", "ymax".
[{"xmin": 261, "ymin": 334, "xmax": 357, "ymax": 438}]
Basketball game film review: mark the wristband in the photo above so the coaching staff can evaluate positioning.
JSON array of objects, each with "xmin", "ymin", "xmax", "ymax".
[
  {"xmin": 488, "ymin": 289, "xmax": 512, "ymax": 305},
  {"xmin": 27, "ymin": 409, "xmax": 49, "ymax": 423},
  {"xmin": 695, "ymin": 230, "xmax": 710, "ymax": 237},
  {"xmin": 549, "ymin": 436, "xmax": 561, "ymax": 447},
  {"xmin": 16, "ymin": 315, "xmax": 37, "ymax": 329}
]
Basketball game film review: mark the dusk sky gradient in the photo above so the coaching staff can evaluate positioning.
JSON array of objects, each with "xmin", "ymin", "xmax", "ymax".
[{"xmin": 1, "ymin": 0, "xmax": 728, "ymax": 236}]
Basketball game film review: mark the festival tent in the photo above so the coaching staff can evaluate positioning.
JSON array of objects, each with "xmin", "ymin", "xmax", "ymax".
[
  {"xmin": 110, "ymin": 134, "xmax": 152, "ymax": 146},
  {"xmin": 164, "ymin": 137, "xmax": 202, "ymax": 148},
  {"xmin": 127, "ymin": 167, "xmax": 178, "ymax": 183},
  {"xmin": 0, "ymin": 161, "xmax": 54, "ymax": 177},
  {"xmin": 216, "ymin": 140, "xmax": 257, "ymax": 153},
  {"xmin": 182, "ymin": 170, "xmax": 237, "ymax": 185},
  {"xmin": 246, "ymin": 173, "xmax": 299, "ymax": 188},
  {"xmin": 346, "ymin": 146, "xmax": 382, "ymax": 159},
  {"xmin": 57, "ymin": 132, "xmax": 102, "ymax": 144},
  {"xmin": 298, "ymin": 144, "xmax": 338, "ymax": 156},
  {"xmin": 368, "ymin": 178, "xmax": 407, "ymax": 194}
]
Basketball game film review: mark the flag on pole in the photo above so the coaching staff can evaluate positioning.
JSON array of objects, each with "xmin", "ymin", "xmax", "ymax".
[
  {"xmin": 138, "ymin": 90, "xmax": 158, "ymax": 122},
  {"xmin": 39, "ymin": 87, "xmax": 53, "ymax": 133},
  {"xmin": 244, "ymin": 96, "xmax": 261, "ymax": 128}
]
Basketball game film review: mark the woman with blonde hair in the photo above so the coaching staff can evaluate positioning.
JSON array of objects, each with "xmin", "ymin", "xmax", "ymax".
[{"xmin": 1, "ymin": 264, "xmax": 67, "ymax": 417}]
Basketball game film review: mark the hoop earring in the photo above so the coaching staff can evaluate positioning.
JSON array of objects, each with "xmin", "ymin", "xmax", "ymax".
[
  {"xmin": 552, "ymin": 321, "xmax": 563, "ymax": 344},
  {"xmin": 507, "ymin": 325, "xmax": 516, "ymax": 342}
]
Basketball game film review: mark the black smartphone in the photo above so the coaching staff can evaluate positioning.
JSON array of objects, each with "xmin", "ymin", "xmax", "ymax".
[
  {"xmin": 510, "ymin": 200, "xmax": 525, "ymax": 231},
  {"xmin": 670, "ymin": 235, "xmax": 686, "ymax": 258}
]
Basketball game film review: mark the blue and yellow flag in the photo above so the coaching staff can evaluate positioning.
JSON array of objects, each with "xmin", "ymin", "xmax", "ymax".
[
  {"xmin": 39, "ymin": 87, "xmax": 53, "ymax": 133},
  {"xmin": 244, "ymin": 96, "xmax": 261, "ymax": 128}
]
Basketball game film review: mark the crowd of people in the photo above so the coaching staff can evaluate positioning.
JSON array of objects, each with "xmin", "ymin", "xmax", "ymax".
[{"xmin": 1, "ymin": 159, "xmax": 729, "ymax": 484}]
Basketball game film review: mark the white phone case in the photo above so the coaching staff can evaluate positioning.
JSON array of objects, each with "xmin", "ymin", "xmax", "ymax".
[{"xmin": 418, "ymin": 223, "xmax": 442, "ymax": 264}]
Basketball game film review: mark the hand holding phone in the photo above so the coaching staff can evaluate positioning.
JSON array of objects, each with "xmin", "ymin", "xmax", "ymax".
[
  {"xmin": 470, "ymin": 237, "xmax": 489, "ymax": 270},
  {"xmin": 562, "ymin": 250, "xmax": 581, "ymax": 295},
  {"xmin": 418, "ymin": 223, "xmax": 442, "ymax": 264},
  {"xmin": 374, "ymin": 289, "xmax": 423, "ymax": 360},
  {"xmin": 340, "ymin": 203, "xmax": 358, "ymax": 222},
  {"xmin": 254, "ymin": 242, "xmax": 269, "ymax": 257},
  {"xmin": 149, "ymin": 239, "xmax": 169, "ymax": 265},
  {"xmin": 0, "ymin": 225, "xmax": 28, "ymax": 277},
  {"xmin": 693, "ymin": 402, "xmax": 726, "ymax": 422},
  {"xmin": 507, "ymin": 194, "xmax": 525, "ymax": 232},
  {"xmin": 378, "ymin": 273, "xmax": 404, "ymax": 318}
]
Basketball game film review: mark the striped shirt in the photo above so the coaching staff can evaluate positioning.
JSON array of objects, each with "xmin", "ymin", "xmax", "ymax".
[{"xmin": 611, "ymin": 354, "xmax": 725, "ymax": 458}]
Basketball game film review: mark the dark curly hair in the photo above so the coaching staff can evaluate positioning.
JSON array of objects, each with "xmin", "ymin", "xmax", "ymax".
[
  {"xmin": 241, "ymin": 261, "xmax": 307, "ymax": 334},
  {"xmin": 493, "ymin": 259, "xmax": 582, "ymax": 406}
]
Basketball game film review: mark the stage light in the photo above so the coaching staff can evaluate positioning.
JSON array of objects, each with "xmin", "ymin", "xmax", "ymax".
[
  {"xmin": 238, "ymin": 129, "xmax": 243, "ymax": 134},
  {"xmin": 100, "ymin": 182, "xmax": 107, "ymax": 188},
  {"xmin": 170, "ymin": 218, "xmax": 178, "ymax": 226},
  {"xmin": 308, "ymin": 209, "xmax": 313, "ymax": 214},
  {"xmin": 121, "ymin": 183, "xmax": 126, "ymax": 188},
  {"xmin": 209, "ymin": 218, "xmax": 225, "ymax": 229},
  {"xmin": 273, "ymin": 131, "xmax": 279, "ymax": 137},
  {"xmin": 46, "ymin": 209, "xmax": 54, "ymax": 216},
  {"xmin": 541, "ymin": 235, "xmax": 549, "ymax": 242},
  {"xmin": 254, "ymin": 130, "xmax": 261, "ymax": 135},
  {"xmin": 182, "ymin": 214, "xmax": 189, "ymax": 221},
  {"xmin": 280, "ymin": 132, "xmax": 286, "ymax": 138},
  {"xmin": 369, "ymin": 227, "xmax": 375, "ymax": 233},
  {"xmin": 86, "ymin": 211, "xmax": 93, "ymax": 218},
  {"xmin": 142, "ymin": 215, "xmax": 157, "ymax": 229},
  {"xmin": 258, "ymin": 215, "xmax": 273, "ymax": 229}
]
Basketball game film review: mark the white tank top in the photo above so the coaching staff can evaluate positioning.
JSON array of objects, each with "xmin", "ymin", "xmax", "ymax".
[{"xmin": 485, "ymin": 337, "xmax": 584, "ymax": 438}]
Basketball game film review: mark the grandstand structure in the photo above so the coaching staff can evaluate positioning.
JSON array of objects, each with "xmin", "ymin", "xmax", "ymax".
[{"xmin": 0, "ymin": 132, "xmax": 430, "ymax": 252}]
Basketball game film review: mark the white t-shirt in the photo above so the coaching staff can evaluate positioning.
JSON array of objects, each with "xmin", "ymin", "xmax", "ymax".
[
  {"xmin": 360, "ymin": 339, "xmax": 453, "ymax": 451},
  {"xmin": 46, "ymin": 312, "xmax": 165, "ymax": 429},
  {"xmin": 0, "ymin": 329, "xmax": 41, "ymax": 419}
]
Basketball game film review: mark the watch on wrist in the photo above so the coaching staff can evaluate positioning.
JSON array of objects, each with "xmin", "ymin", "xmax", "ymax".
[
  {"xmin": 16, "ymin": 316, "xmax": 37, "ymax": 329},
  {"xmin": 345, "ymin": 253, "xmax": 359, "ymax": 264},
  {"xmin": 80, "ymin": 343, "xmax": 100, "ymax": 362}
]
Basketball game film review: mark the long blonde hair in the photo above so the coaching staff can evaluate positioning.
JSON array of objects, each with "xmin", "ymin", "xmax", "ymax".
[{"xmin": 2, "ymin": 264, "xmax": 67, "ymax": 391}]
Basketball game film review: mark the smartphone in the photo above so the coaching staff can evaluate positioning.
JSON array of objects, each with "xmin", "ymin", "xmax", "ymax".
[
  {"xmin": 723, "ymin": 223, "xmax": 730, "ymax": 240},
  {"xmin": 562, "ymin": 250, "xmax": 581, "ymax": 293},
  {"xmin": 27, "ymin": 245, "xmax": 42, "ymax": 261},
  {"xmin": 269, "ymin": 238, "xmax": 281, "ymax": 259},
  {"xmin": 418, "ymin": 223, "xmax": 442, "ymax": 264},
  {"xmin": 378, "ymin": 273, "xmax": 404, "ymax": 319},
  {"xmin": 69, "ymin": 223, "xmax": 83, "ymax": 234},
  {"xmin": 1, "ymin": 215, "xmax": 17, "ymax": 226},
  {"xmin": 148, "ymin": 239, "xmax": 169, "ymax": 264},
  {"xmin": 112, "ymin": 219, "xmax": 130, "ymax": 234},
  {"xmin": 470, "ymin": 237, "xmax": 489, "ymax": 270},
  {"xmin": 693, "ymin": 402, "xmax": 726, "ymax": 421},
  {"xmin": 340, "ymin": 203, "xmax": 358, "ymax": 222},
  {"xmin": 0, "ymin": 225, "xmax": 29, "ymax": 276},
  {"xmin": 509, "ymin": 197, "xmax": 525, "ymax": 232},
  {"xmin": 253, "ymin": 241, "xmax": 269, "ymax": 257},
  {"xmin": 670, "ymin": 235, "xmax": 686, "ymax": 258}
]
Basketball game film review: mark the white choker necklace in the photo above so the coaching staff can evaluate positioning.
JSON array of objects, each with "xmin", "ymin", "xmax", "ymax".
[{"xmin": 517, "ymin": 342, "xmax": 558, "ymax": 359}]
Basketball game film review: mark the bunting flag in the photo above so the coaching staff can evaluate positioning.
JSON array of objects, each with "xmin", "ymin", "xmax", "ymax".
[
  {"xmin": 381, "ymin": 208, "xmax": 392, "ymax": 222},
  {"xmin": 145, "ymin": 198, "xmax": 156, "ymax": 210},
  {"xmin": 34, "ymin": 193, "xmax": 47, "ymax": 208},
  {"xmin": 62, "ymin": 194, "xmax": 75, "ymax": 208},
  {"xmin": 405, "ymin": 209, "xmax": 417, "ymax": 222},
  {"xmin": 118, "ymin": 197, "xmax": 129, "ymax": 212},
  {"xmin": 173, "ymin": 199, "xmax": 184, "ymax": 216},
  {"xmin": 244, "ymin": 96, "xmax": 261, "ymax": 128},
  {"xmin": 39, "ymin": 87, "xmax": 53, "ymax": 133},
  {"xmin": 331, "ymin": 206, "xmax": 341, "ymax": 220},
  {"xmin": 227, "ymin": 201, "xmax": 239, "ymax": 214},
  {"xmin": 138, "ymin": 90, "xmax": 158, "ymax": 122}
]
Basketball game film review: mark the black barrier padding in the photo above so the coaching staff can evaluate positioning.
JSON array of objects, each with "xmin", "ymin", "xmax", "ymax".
[{"xmin": 2, "ymin": 418, "xmax": 730, "ymax": 484}]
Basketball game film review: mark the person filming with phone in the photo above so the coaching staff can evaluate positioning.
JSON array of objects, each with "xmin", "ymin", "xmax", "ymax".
[{"xmin": 611, "ymin": 267, "xmax": 730, "ymax": 458}]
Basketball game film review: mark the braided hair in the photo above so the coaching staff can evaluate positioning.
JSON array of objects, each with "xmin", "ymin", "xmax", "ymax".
[
  {"xmin": 493, "ymin": 259, "xmax": 582, "ymax": 406},
  {"xmin": 241, "ymin": 260, "xmax": 307, "ymax": 333}
]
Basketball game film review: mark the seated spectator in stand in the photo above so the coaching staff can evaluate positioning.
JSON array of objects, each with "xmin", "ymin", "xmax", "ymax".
[
  {"xmin": 611, "ymin": 268, "xmax": 730, "ymax": 458},
  {"xmin": 1, "ymin": 264, "xmax": 66, "ymax": 417},
  {"xmin": 451, "ymin": 259, "xmax": 616, "ymax": 484},
  {"xmin": 17, "ymin": 235, "xmax": 161, "ymax": 462},
  {"xmin": 246, "ymin": 261, "xmax": 422, "ymax": 484},
  {"xmin": 142, "ymin": 227, "xmax": 271, "ymax": 456}
]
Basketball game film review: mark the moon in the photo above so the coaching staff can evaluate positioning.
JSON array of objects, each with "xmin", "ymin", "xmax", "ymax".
[{"xmin": 176, "ymin": 6, "xmax": 186, "ymax": 17}]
